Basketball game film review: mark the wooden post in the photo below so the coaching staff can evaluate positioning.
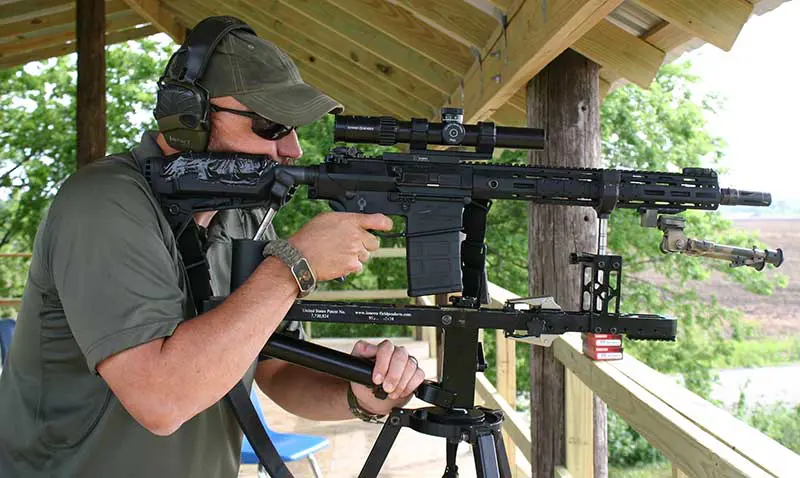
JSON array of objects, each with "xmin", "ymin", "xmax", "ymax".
[
  {"xmin": 526, "ymin": 49, "xmax": 601, "ymax": 478},
  {"xmin": 496, "ymin": 332, "xmax": 518, "ymax": 475},
  {"xmin": 566, "ymin": 369, "xmax": 594, "ymax": 477},
  {"xmin": 76, "ymin": 0, "xmax": 107, "ymax": 168}
]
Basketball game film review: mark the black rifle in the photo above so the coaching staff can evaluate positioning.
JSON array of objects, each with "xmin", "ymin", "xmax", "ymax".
[{"xmin": 141, "ymin": 110, "xmax": 782, "ymax": 477}]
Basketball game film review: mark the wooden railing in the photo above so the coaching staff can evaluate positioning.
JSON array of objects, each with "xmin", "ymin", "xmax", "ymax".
[
  {"xmin": 471, "ymin": 281, "xmax": 800, "ymax": 478},
  {"xmin": 4, "ymin": 250, "xmax": 799, "ymax": 477}
]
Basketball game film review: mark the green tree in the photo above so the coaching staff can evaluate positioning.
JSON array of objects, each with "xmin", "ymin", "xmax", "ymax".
[{"xmin": 0, "ymin": 37, "xmax": 173, "ymax": 316}]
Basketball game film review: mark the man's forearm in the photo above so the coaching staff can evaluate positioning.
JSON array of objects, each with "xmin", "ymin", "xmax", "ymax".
[
  {"xmin": 100, "ymin": 256, "xmax": 299, "ymax": 434},
  {"xmin": 255, "ymin": 360, "xmax": 353, "ymax": 421}
]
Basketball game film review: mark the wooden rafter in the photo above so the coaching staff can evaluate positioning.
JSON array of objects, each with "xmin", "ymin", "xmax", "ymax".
[
  {"xmin": 123, "ymin": 0, "xmax": 186, "ymax": 43},
  {"xmin": 300, "ymin": 67, "xmax": 385, "ymax": 117},
  {"xmin": 392, "ymin": 0, "xmax": 499, "ymax": 48},
  {"xmin": 275, "ymin": 0, "xmax": 459, "ymax": 94},
  {"xmin": 643, "ymin": 20, "xmax": 695, "ymax": 53},
  {"xmin": 572, "ymin": 19, "xmax": 665, "ymax": 88},
  {"xmin": 634, "ymin": 0, "xmax": 753, "ymax": 52},
  {"xmin": 255, "ymin": 28, "xmax": 422, "ymax": 119},
  {"xmin": 237, "ymin": 0, "xmax": 446, "ymax": 110},
  {"xmin": 0, "ymin": 25, "xmax": 158, "ymax": 69},
  {"xmin": 2, "ymin": 1, "xmax": 127, "ymax": 42},
  {"xmin": 458, "ymin": 0, "xmax": 626, "ymax": 122},
  {"xmin": 324, "ymin": 0, "xmax": 474, "ymax": 75},
  {"xmin": 0, "ymin": 10, "xmax": 145, "ymax": 60},
  {"xmin": 0, "ymin": 0, "xmax": 75, "ymax": 26}
]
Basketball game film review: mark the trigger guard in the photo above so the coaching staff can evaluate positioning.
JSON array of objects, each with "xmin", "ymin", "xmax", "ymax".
[{"xmin": 328, "ymin": 200, "xmax": 346, "ymax": 212}]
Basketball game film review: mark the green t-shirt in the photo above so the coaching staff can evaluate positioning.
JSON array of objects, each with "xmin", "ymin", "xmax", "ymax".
[{"xmin": 0, "ymin": 132, "xmax": 300, "ymax": 477}]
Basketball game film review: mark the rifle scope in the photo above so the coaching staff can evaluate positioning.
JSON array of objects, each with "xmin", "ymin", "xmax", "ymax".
[{"xmin": 334, "ymin": 108, "xmax": 545, "ymax": 151}]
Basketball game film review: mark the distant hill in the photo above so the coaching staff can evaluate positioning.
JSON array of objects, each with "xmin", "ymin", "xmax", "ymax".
[{"xmin": 723, "ymin": 199, "xmax": 800, "ymax": 219}]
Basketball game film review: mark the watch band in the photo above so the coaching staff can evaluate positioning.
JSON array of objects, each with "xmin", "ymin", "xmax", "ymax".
[
  {"xmin": 262, "ymin": 239, "xmax": 316, "ymax": 297},
  {"xmin": 347, "ymin": 384, "xmax": 385, "ymax": 424}
]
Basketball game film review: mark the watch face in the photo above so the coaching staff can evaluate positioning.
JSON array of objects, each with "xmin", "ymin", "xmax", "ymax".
[{"xmin": 291, "ymin": 258, "xmax": 316, "ymax": 293}]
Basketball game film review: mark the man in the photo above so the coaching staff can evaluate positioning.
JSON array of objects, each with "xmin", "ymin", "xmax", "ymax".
[{"xmin": 0, "ymin": 17, "xmax": 424, "ymax": 477}]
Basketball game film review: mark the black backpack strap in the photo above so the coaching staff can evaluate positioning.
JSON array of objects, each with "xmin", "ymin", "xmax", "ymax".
[{"xmin": 227, "ymin": 381, "xmax": 292, "ymax": 477}]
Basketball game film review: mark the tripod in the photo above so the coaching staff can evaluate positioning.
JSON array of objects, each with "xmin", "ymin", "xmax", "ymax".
[{"xmin": 263, "ymin": 332, "xmax": 512, "ymax": 478}]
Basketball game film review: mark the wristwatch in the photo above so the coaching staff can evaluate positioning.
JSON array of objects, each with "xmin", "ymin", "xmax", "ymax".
[
  {"xmin": 347, "ymin": 384, "xmax": 386, "ymax": 424},
  {"xmin": 262, "ymin": 239, "xmax": 316, "ymax": 298}
]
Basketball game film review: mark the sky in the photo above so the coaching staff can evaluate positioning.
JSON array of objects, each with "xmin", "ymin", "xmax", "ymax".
[{"xmin": 682, "ymin": 0, "xmax": 800, "ymax": 204}]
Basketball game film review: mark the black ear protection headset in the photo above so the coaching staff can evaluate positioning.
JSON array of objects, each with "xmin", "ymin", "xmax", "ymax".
[{"xmin": 154, "ymin": 16, "xmax": 256, "ymax": 152}]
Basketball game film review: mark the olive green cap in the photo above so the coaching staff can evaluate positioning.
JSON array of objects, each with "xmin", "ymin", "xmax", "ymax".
[{"xmin": 166, "ymin": 29, "xmax": 343, "ymax": 126}]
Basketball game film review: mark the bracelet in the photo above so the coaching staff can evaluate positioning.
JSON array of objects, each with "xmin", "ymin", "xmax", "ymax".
[{"xmin": 347, "ymin": 384, "xmax": 386, "ymax": 424}]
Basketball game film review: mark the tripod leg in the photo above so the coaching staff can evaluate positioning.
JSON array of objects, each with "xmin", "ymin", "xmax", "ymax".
[
  {"xmin": 442, "ymin": 439, "xmax": 459, "ymax": 478},
  {"xmin": 358, "ymin": 414, "xmax": 403, "ymax": 478},
  {"xmin": 491, "ymin": 429, "xmax": 513, "ymax": 478},
  {"xmin": 472, "ymin": 432, "xmax": 501, "ymax": 478}
]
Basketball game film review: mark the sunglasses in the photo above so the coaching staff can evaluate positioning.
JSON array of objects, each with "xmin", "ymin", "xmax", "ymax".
[{"xmin": 209, "ymin": 104, "xmax": 295, "ymax": 141}]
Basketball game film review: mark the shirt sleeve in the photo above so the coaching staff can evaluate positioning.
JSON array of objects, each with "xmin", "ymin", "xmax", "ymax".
[{"xmin": 46, "ymin": 163, "xmax": 185, "ymax": 372}]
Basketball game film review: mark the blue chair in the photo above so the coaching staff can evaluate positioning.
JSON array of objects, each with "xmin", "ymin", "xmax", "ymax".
[
  {"xmin": 242, "ymin": 389, "xmax": 328, "ymax": 478},
  {"xmin": 0, "ymin": 318, "xmax": 15, "ymax": 367}
]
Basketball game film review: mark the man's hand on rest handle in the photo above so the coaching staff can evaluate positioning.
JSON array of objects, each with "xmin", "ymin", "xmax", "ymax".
[{"xmin": 349, "ymin": 339, "xmax": 426, "ymax": 416}]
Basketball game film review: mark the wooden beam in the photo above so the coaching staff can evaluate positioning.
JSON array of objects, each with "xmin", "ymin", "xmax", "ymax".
[
  {"xmin": 566, "ymin": 369, "xmax": 594, "ymax": 478},
  {"xmin": 276, "ymin": 0, "xmax": 460, "ymax": 95},
  {"xmin": 391, "ymin": 0, "xmax": 498, "ymax": 48},
  {"xmin": 634, "ymin": 0, "xmax": 752, "ymax": 52},
  {"xmin": 553, "ymin": 334, "xmax": 774, "ymax": 478},
  {"xmin": 459, "ymin": 0, "xmax": 626, "ymax": 122},
  {"xmin": 0, "ymin": 11, "xmax": 144, "ymax": 59},
  {"xmin": 253, "ymin": 22, "xmax": 423, "ymax": 118},
  {"xmin": 0, "ymin": 25, "xmax": 158, "ymax": 71},
  {"xmin": 643, "ymin": 20, "xmax": 695, "ymax": 53},
  {"xmin": 286, "ymin": 44, "xmax": 416, "ymax": 119},
  {"xmin": 324, "ymin": 0, "xmax": 474, "ymax": 75},
  {"xmin": 527, "ymin": 48, "xmax": 602, "ymax": 478},
  {"xmin": 572, "ymin": 19, "xmax": 665, "ymax": 89},
  {"xmin": 0, "ymin": 299, "xmax": 22, "ymax": 307},
  {"xmin": 495, "ymin": 331, "xmax": 517, "ymax": 474},
  {"xmin": 122, "ymin": 0, "xmax": 184, "ymax": 43},
  {"xmin": 0, "ymin": 0, "xmax": 73, "ymax": 26},
  {"xmin": 1, "ymin": 0, "xmax": 127, "ymax": 42},
  {"xmin": 616, "ymin": 357, "xmax": 800, "ymax": 478},
  {"xmin": 76, "ymin": 0, "xmax": 107, "ymax": 168}
]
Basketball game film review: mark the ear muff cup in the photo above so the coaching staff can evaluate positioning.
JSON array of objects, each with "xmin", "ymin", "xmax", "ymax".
[
  {"xmin": 154, "ymin": 82, "xmax": 211, "ymax": 152},
  {"xmin": 153, "ymin": 16, "xmax": 256, "ymax": 152}
]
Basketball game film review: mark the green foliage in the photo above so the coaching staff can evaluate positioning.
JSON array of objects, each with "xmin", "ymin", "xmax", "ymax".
[
  {"xmin": 733, "ymin": 396, "xmax": 800, "ymax": 454},
  {"xmin": 0, "ymin": 38, "xmax": 173, "ymax": 317},
  {"xmin": 607, "ymin": 410, "xmax": 666, "ymax": 467},
  {"xmin": 599, "ymin": 62, "xmax": 785, "ymax": 398}
]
